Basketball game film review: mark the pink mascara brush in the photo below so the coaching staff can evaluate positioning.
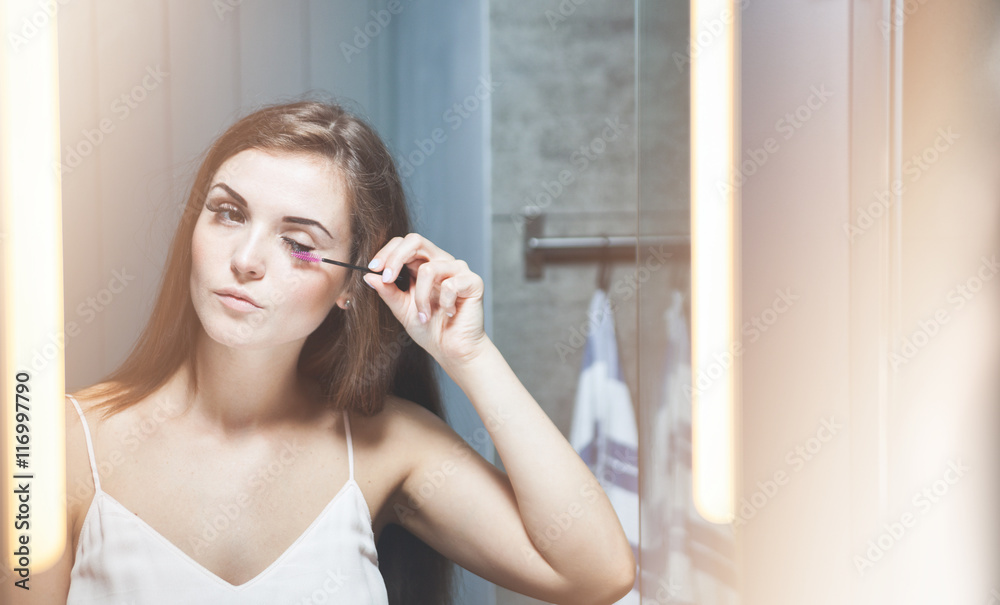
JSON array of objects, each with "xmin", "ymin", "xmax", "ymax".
[{"xmin": 291, "ymin": 250, "xmax": 411, "ymax": 291}]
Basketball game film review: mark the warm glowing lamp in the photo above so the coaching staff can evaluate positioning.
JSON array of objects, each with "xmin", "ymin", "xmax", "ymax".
[
  {"xmin": 690, "ymin": 0, "xmax": 738, "ymax": 524},
  {"xmin": 1, "ymin": 0, "xmax": 67, "ymax": 578}
]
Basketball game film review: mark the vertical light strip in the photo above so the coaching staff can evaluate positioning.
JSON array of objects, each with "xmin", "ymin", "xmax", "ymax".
[
  {"xmin": 690, "ymin": 0, "xmax": 737, "ymax": 524},
  {"xmin": 883, "ymin": 0, "xmax": 905, "ymax": 524},
  {"xmin": 1, "ymin": 0, "xmax": 66, "ymax": 575}
]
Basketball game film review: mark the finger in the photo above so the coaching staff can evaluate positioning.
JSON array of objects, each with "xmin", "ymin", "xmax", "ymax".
[
  {"xmin": 413, "ymin": 262, "xmax": 437, "ymax": 323},
  {"xmin": 380, "ymin": 233, "xmax": 453, "ymax": 287},
  {"xmin": 410, "ymin": 234, "xmax": 452, "ymax": 260},
  {"xmin": 413, "ymin": 260, "xmax": 465, "ymax": 322},
  {"xmin": 366, "ymin": 236, "xmax": 404, "ymax": 271},
  {"xmin": 438, "ymin": 266, "xmax": 482, "ymax": 317},
  {"xmin": 363, "ymin": 272, "xmax": 408, "ymax": 319}
]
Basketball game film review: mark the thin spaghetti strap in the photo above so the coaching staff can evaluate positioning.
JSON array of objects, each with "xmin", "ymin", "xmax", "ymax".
[
  {"xmin": 342, "ymin": 409, "xmax": 355, "ymax": 483},
  {"xmin": 67, "ymin": 394, "xmax": 102, "ymax": 492}
]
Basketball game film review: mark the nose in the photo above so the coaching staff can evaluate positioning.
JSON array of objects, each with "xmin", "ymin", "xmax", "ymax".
[{"xmin": 230, "ymin": 231, "xmax": 266, "ymax": 279}]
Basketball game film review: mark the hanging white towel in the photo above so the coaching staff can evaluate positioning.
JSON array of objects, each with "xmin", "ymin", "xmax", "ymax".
[
  {"xmin": 569, "ymin": 288, "xmax": 640, "ymax": 604},
  {"xmin": 657, "ymin": 290, "xmax": 740, "ymax": 605}
]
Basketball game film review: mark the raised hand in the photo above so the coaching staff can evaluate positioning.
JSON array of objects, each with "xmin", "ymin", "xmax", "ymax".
[{"xmin": 363, "ymin": 233, "xmax": 488, "ymax": 368}]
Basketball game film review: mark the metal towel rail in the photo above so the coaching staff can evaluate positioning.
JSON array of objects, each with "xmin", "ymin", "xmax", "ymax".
[{"xmin": 523, "ymin": 212, "xmax": 689, "ymax": 279}]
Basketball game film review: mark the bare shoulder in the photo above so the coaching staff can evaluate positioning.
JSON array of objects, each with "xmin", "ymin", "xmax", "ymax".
[
  {"xmin": 351, "ymin": 394, "xmax": 456, "ymax": 452},
  {"xmin": 64, "ymin": 387, "xmax": 106, "ymax": 493},
  {"xmin": 63, "ymin": 386, "xmax": 113, "ymax": 557},
  {"xmin": 64, "ymin": 390, "xmax": 93, "ymax": 499},
  {"xmin": 66, "ymin": 383, "xmax": 123, "ymax": 426},
  {"xmin": 0, "ymin": 388, "xmax": 111, "ymax": 603},
  {"xmin": 349, "ymin": 395, "xmax": 471, "ymax": 535},
  {"xmin": 382, "ymin": 394, "xmax": 449, "ymax": 427},
  {"xmin": 65, "ymin": 384, "xmax": 128, "ymax": 441}
]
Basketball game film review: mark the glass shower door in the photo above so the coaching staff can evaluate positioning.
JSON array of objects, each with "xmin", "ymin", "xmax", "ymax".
[{"xmin": 636, "ymin": 0, "xmax": 741, "ymax": 602}]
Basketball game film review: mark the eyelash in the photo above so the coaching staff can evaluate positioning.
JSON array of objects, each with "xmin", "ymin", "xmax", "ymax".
[
  {"xmin": 206, "ymin": 200, "xmax": 244, "ymax": 224},
  {"xmin": 281, "ymin": 236, "xmax": 314, "ymax": 254},
  {"xmin": 206, "ymin": 200, "xmax": 315, "ymax": 254}
]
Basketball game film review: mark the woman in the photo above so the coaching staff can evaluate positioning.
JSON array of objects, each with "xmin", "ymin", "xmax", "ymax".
[{"xmin": 36, "ymin": 101, "xmax": 634, "ymax": 604}]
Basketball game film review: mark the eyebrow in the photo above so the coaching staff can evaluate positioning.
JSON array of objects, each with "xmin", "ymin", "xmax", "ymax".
[{"xmin": 208, "ymin": 182, "xmax": 335, "ymax": 241}]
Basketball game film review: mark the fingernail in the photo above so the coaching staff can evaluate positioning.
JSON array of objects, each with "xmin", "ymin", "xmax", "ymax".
[
  {"xmin": 364, "ymin": 275, "xmax": 376, "ymax": 289},
  {"xmin": 418, "ymin": 311, "xmax": 428, "ymax": 324},
  {"xmin": 446, "ymin": 311, "xmax": 454, "ymax": 318},
  {"xmin": 381, "ymin": 268, "xmax": 394, "ymax": 283},
  {"xmin": 368, "ymin": 258, "xmax": 381, "ymax": 270}
]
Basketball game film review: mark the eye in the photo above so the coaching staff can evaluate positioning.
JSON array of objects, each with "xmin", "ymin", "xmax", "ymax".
[
  {"xmin": 281, "ymin": 236, "xmax": 314, "ymax": 254},
  {"xmin": 206, "ymin": 200, "xmax": 245, "ymax": 224}
]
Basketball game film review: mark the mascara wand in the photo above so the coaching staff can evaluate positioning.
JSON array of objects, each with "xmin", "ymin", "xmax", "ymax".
[{"xmin": 291, "ymin": 251, "xmax": 411, "ymax": 292}]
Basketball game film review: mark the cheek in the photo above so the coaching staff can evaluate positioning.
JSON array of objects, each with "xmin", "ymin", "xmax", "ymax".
[
  {"xmin": 190, "ymin": 218, "xmax": 214, "ymax": 272},
  {"xmin": 189, "ymin": 220, "xmax": 230, "ymax": 306},
  {"xmin": 270, "ymin": 273, "xmax": 342, "ymax": 337},
  {"xmin": 269, "ymin": 258, "xmax": 344, "ymax": 317},
  {"xmin": 190, "ymin": 219, "xmax": 230, "ymax": 280},
  {"xmin": 190, "ymin": 225, "xmax": 207, "ymax": 285},
  {"xmin": 281, "ymin": 271, "xmax": 341, "ymax": 315}
]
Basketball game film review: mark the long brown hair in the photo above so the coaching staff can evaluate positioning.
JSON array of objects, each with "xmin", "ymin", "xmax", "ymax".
[{"xmin": 74, "ymin": 98, "xmax": 453, "ymax": 604}]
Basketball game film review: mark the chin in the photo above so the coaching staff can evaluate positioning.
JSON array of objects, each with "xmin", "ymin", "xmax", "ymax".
[
  {"xmin": 192, "ymin": 301, "xmax": 265, "ymax": 348},
  {"xmin": 192, "ymin": 291, "xmax": 330, "ymax": 349},
  {"xmin": 200, "ymin": 321, "xmax": 268, "ymax": 349},
  {"xmin": 201, "ymin": 315, "xmax": 322, "ymax": 352}
]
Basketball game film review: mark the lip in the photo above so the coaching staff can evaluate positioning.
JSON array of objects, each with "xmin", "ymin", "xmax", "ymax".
[{"xmin": 214, "ymin": 287, "xmax": 263, "ymax": 309}]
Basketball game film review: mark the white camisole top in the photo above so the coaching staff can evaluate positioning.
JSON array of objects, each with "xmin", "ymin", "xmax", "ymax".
[{"xmin": 65, "ymin": 394, "xmax": 389, "ymax": 604}]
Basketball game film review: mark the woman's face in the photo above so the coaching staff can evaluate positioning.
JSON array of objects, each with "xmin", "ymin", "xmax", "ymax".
[{"xmin": 190, "ymin": 148, "xmax": 354, "ymax": 349}]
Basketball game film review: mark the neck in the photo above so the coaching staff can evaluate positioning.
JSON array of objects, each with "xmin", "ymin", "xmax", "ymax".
[{"xmin": 181, "ymin": 329, "xmax": 322, "ymax": 437}]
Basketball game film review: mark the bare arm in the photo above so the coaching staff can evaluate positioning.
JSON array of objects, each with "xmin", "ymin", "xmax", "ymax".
[
  {"xmin": 449, "ymin": 340, "xmax": 635, "ymax": 602},
  {"xmin": 366, "ymin": 233, "xmax": 635, "ymax": 603},
  {"xmin": 383, "ymin": 343, "xmax": 635, "ymax": 604}
]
